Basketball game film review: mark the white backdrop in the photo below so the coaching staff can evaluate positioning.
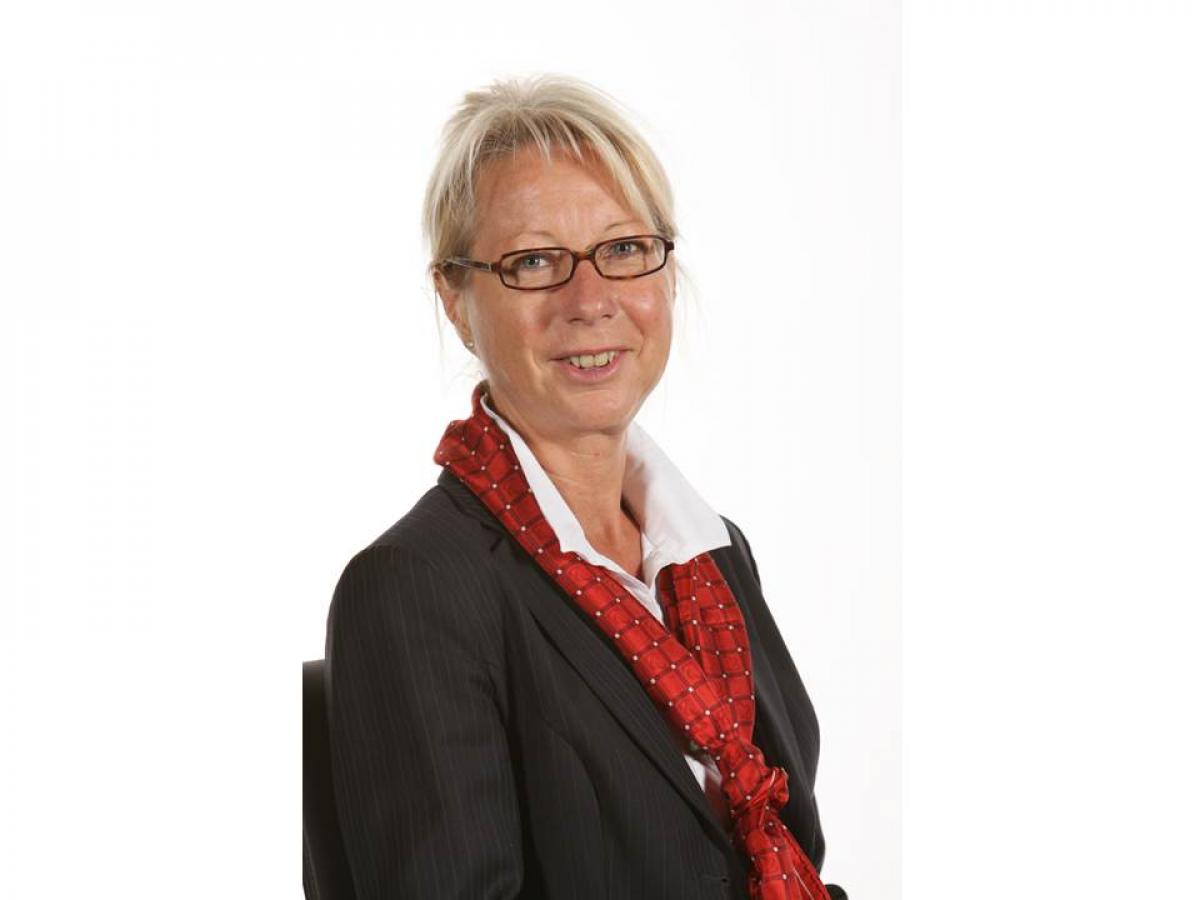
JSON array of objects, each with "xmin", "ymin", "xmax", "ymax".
[
  {"xmin": 904, "ymin": 3, "xmax": 1200, "ymax": 897},
  {"xmin": 1, "ymin": 0, "xmax": 897, "ymax": 897},
  {"xmin": 7, "ymin": 2, "xmax": 1199, "ymax": 899}
]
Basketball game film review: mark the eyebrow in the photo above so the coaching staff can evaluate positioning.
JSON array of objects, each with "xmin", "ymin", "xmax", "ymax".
[{"xmin": 501, "ymin": 220, "xmax": 643, "ymax": 247}]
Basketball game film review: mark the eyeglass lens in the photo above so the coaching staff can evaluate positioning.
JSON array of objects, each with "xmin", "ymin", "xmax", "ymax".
[{"xmin": 499, "ymin": 236, "xmax": 667, "ymax": 289}]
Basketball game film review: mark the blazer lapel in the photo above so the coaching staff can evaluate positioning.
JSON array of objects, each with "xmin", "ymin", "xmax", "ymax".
[
  {"xmin": 437, "ymin": 470, "xmax": 736, "ymax": 850},
  {"xmin": 711, "ymin": 548, "xmax": 813, "ymax": 795},
  {"xmin": 515, "ymin": 550, "xmax": 740, "ymax": 849}
]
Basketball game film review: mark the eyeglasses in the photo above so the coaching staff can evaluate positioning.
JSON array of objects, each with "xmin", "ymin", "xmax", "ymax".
[{"xmin": 439, "ymin": 234, "xmax": 674, "ymax": 291}]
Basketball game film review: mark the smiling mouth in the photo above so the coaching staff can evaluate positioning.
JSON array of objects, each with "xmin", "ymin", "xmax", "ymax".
[{"xmin": 558, "ymin": 349, "xmax": 621, "ymax": 370}]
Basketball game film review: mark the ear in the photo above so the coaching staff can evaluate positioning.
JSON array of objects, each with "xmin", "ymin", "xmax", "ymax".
[{"xmin": 433, "ymin": 267, "xmax": 474, "ymax": 349}]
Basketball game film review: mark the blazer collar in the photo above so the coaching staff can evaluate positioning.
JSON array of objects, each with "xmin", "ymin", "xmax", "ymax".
[{"xmin": 437, "ymin": 466, "xmax": 507, "ymax": 539}]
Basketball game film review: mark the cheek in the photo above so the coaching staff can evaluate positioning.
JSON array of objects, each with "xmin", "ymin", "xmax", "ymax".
[
  {"xmin": 481, "ymin": 306, "xmax": 547, "ymax": 370},
  {"xmin": 633, "ymin": 291, "xmax": 674, "ymax": 346}
]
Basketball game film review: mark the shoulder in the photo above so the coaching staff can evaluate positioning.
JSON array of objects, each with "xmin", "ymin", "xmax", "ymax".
[
  {"xmin": 333, "ymin": 468, "xmax": 511, "ymax": 599},
  {"xmin": 327, "ymin": 478, "xmax": 510, "ymax": 672},
  {"xmin": 366, "ymin": 473, "xmax": 500, "ymax": 559},
  {"xmin": 713, "ymin": 514, "xmax": 764, "ymax": 586}
]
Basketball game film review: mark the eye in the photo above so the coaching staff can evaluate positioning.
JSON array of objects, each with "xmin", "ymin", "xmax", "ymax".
[
  {"xmin": 602, "ymin": 239, "xmax": 646, "ymax": 259},
  {"xmin": 512, "ymin": 252, "xmax": 551, "ymax": 269}
]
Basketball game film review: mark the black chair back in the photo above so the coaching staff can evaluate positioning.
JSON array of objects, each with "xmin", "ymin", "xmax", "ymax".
[{"xmin": 303, "ymin": 659, "xmax": 356, "ymax": 899}]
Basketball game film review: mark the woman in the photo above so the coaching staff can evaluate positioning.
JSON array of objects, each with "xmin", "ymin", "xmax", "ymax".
[{"xmin": 324, "ymin": 75, "xmax": 848, "ymax": 900}]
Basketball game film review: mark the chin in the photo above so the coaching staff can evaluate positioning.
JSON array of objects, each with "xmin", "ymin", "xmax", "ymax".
[{"xmin": 555, "ymin": 394, "xmax": 631, "ymax": 430}]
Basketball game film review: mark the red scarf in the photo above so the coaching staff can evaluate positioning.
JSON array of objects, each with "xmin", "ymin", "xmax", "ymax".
[{"xmin": 435, "ymin": 382, "xmax": 830, "ymax": 900}]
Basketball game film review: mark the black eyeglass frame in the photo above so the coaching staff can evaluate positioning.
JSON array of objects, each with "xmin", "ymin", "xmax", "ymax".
[{"xmin": 438, "ymin": 234, "xmax": 675, "ymax": 291}]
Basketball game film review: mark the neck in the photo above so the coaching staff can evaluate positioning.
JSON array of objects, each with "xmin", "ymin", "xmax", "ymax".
[{"xmin": 488, "ymin": 389, "xmax": 637, "ymax": 548}]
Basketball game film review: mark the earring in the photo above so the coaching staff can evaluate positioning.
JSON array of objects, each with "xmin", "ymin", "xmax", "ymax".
[{"xmin": 464, "ymin": 339, "xmax": 475, "ymax": 350}]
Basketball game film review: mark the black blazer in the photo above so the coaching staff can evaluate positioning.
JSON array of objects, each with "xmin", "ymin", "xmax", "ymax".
[{"xmin": 325, "ymin": 468, "xmax": 847, "ymax": 900}]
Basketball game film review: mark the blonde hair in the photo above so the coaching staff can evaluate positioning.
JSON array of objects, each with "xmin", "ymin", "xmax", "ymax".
[{"xmin": 422, "ymin": 74, "xmax": 677, "ymax": 290}]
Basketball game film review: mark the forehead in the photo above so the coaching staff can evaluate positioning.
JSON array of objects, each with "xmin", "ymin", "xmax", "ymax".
[{"xmin": 472, "ymin": 145, "xmax": 640, "ymax": 251}]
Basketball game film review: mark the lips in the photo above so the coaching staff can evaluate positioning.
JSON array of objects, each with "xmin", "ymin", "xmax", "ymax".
[
  {"xmin": 554, "ymin": 347, "xmax": 626, "ymax": 360},
  {"xmin": 553, "ymin": 349, "xmax": 626, "ymax": 381}
]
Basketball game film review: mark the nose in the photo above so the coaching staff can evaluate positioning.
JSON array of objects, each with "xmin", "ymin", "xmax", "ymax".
[{"xmin": 560, "ymin": 256, "xmax": 619, "ymax": 324}]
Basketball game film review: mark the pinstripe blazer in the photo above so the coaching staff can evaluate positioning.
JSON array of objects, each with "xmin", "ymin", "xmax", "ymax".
[{"xmin": 324, "ymin": 467, "xmax": 847, "ymax": 900}]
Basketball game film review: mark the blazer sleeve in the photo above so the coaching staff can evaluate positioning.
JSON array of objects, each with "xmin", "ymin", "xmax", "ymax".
[{"xmin": 324, "ymin": 544, "xmax": 524, "ymax": 899}]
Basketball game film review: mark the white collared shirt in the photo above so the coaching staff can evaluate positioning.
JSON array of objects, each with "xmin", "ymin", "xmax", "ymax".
[{"xmin": 481, "ymin": 393, "xmax": 734, "ymax": 831}]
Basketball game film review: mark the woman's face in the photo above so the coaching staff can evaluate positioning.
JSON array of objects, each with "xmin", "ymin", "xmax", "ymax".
[{"xmin": 436, "ymin": 144, "xmax": 675, "ymax": 444}]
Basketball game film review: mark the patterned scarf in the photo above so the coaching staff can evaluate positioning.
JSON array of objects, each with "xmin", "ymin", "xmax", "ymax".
[{"xmin": 434, "ymin": 381, "xmax": 830, "ymax": 900}]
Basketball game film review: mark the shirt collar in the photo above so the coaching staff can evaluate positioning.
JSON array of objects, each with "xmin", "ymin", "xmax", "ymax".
[{"xmin": 480, "ymin": 393, "xmax": 731, "ymax": 588}]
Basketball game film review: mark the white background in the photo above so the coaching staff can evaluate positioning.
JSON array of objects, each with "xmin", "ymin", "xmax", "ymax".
[
  {"xmin": 904, "ymin": 3, "xmax": 1199, "ymax": 895},
  {"xmin": 2, "ymin": 1, "xmax": 1195, "ymax": 898}
]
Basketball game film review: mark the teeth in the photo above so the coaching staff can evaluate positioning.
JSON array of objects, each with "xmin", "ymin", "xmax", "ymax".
[{"xmin": 567, "ymin": 350, "xmax": 617, "ymax": 369}]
